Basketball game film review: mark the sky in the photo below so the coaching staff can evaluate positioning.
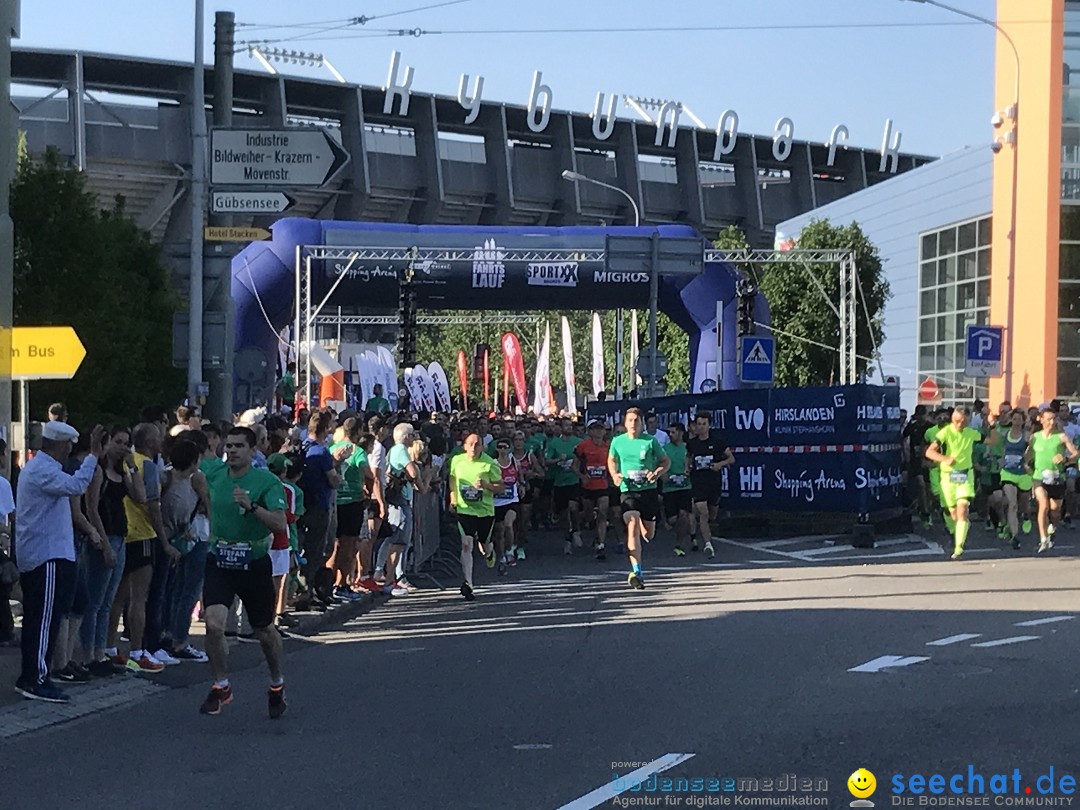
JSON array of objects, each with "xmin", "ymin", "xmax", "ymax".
[{"xmin": 14, "ymin": 0, "xmax": 1004, "ymax": 157}]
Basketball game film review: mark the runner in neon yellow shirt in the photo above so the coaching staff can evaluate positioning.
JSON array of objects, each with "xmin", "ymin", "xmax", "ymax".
[
  {"xmin": 926, "ymin": 407, "xmax": 999, "ymax": 560},
  {"xmin": 1027, "ymin": 407, "xmax": 1079, "ymax": 553}
]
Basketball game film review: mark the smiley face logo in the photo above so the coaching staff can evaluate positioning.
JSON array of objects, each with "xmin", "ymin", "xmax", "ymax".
[{"xmin": 848, "ymin": 768, "xmax": 877, "ymax": 799}]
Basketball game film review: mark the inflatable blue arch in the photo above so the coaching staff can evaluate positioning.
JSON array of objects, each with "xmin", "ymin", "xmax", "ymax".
[{"xmin": 230, "ymin": 219, "xmax": 769, "ymax": 410}]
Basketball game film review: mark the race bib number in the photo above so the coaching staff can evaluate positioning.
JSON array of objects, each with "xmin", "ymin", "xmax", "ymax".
[
  {"xmin": 669, "ymin": 474, "xmax": 687, "ymax": 487},
  {"xmin": 948, "ymin": 470, "xmax": 969, "ymax": 484},
  {"xmin": 626, "ymin": 469, "xmax": 647, "ymax": 484},
  {"xmin": 216, "ymin": 542, "xmax": 253, "ymax": 571},
  {"xmin": 1041, "ymin": 470, "xmax": 1062, "ymax": 485},
  {"xmin": 559, "ymin": 458, "xmax": 574, "ymax": 470},
  {"xmin": 694, "ymin": 455, "xmax": 713, "ymax": 470},
  {"xmin": 497, "ymin": 483, "xmax": 517, "ymax": 501},
  {"xmin": 587, "ymin": 465, "xmax": 607, "ymax": 479},
  {"xmin": 1004, "ymin": 454, "xmax": 1023, "ymax": 470},
  {"xmin": 461, "ymin": 485, "xmax": 483, "ymax": 503}
]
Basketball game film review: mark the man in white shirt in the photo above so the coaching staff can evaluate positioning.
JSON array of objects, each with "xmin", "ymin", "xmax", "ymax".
[
  {"xmin": 15, "ymin": 421, "xmax": 104, "ymax": 703},
  {"xmin": 645, "ymin": 413, "xmax": 670, "ymax": 446}
]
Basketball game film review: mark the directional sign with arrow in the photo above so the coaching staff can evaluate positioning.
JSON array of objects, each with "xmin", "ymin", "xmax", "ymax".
[
  {"xmin": 11, "ymin": 326, "xmax": 86, "ymax": 380},
  {"xmin": 210, "ymin": 190, "xmax": 295, "ymax": 215},
  {"xmin": 210, "ymin": 129, "xmax": 350, "ymax": 187}
]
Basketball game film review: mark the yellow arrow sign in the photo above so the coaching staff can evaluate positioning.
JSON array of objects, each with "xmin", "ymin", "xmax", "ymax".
[
  {"xmin": 11, "ymin": 326, "xmax": 87, "ymax": 380},
  {"xmin": 203, "ymin": 226, "xmax": 271, "ymax": 242}
]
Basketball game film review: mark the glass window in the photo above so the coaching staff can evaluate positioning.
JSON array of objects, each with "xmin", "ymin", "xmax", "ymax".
[
  {"xmin": 1064, "ymin": 206, "xmax": 1080, "ymax": 242},
  {"xmin": 939, "ymin": 315, "xmax": 954, "ymax": 342},
  {"xmin": 1059, "ymin": 321, "xmax": 1080, "ymax": 358},
  {"xmin": 976, "ymin": 281, "xmax": 990, "ymax": 309},
  {"xmin": 958, "ymin": 252, "xmax": 977, "ymax": 281},
  {"xmin": 977, "ymin": 250, "xmax": 990, "ymax": 277},
  {"xmin": 958, "ymin": 281, "xmax": 976, "ymax": 311},
  {"xmin": 1060, "ymin": 282, "xmax": 1080, "ymax": 319},
  {"xmin": 956, "ymin": 312, "xmax": 977, "ymax": 338},
  {"xmin": 920, "ymin": 261, "xmax": 937, "ymax": 288},
  {"xmin": 920, "ymin": 232, "xmax": 937, "ymax": 260},
  {"xmin": 1058, "ymin": 360, "xmax": 1080, "ymax": 398},
  {"xmin": 939, "ymin": 228, "xmax": 957, "ymax": 255},
  {"xmin": 921, "ymin": 289, "xmax": 937, "ymax": 316},
  {"xmin": 978, "ymin": 218, "xmax": 992, "ymax": 247},
  {"xmin": 936, "ymin": 346, "xmax": 950, "ymax": 371},
  {"xmin": 937, "ymin": 256, "xmax": 956, "ymax": 286},
  {"xmin": 937, "ymin": 285, "xmax": 955, "ymax": 314},
  {"xmin": 920, "ymin": 318, "xmax": 935, "ymax": 343},
  {"xmin": 958, "ymin": 222, "xmax": 977, "ymax": 251},
  {"xmin": 1063, "ymin": 243, "xmax": 1080, "ymax": 280},
  {"xmin": 919, "ymin": 346, "xmax": 935, "ymax": 372}
]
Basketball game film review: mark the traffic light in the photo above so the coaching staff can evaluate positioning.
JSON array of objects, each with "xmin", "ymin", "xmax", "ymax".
[{"xmin": 736, "ymin": 278, "xmax": 756, "ymax": 337}]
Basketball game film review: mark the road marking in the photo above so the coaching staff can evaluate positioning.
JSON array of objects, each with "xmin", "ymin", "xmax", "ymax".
[
  {"xmin": 971, "ymin": 636, "xmax": 1041, "ymax": 648},
  {"xmin": 754, "ymin": 536, "xmax": 843, "ymax": 548},
  {"xmin": 848, "ymin": 655, "xmax": 930, "ymax": 673},
  {"xmin": 557, "ymin": 753, "xmax": 696, "ymax": 810},
  {"xmin": 1014, "ymin": 616, "xmax": 1076, "ymax": 627},
  {"xmin": 383, "ymin": 646, "xmax": 427, "ymax": 654},
  {"xmin": 513, "ymin": 743, "xmax": 553, "ymax": 750},
  {"xmin": 926, "ymin": 633, "xmax": 982, "ymax": 646}
]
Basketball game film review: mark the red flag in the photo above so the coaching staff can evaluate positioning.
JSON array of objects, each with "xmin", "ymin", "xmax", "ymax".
[
  {"xmin": 456, "ymin": 350, "xmax": 469, "ymax": 410},
  {"xmin": 483, "ymin": 347, "xmax": 490, "ymax": 407},
  {"xmin": 501, "ymin": 332, "xmax": 528, "ymax": 413},
  {"xmin": 502, "ymin": 358, "xmax": 510, "ymax": 411}
]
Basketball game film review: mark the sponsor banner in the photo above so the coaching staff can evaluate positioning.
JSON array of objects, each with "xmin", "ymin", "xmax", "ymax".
[
  {"xmin": 561, "ymin": 316, "xmax": 578, "ymax": 415},
  {"xmin": 591, "ymin": 312, "xmax": 605, "ymax": 397},
  {"xmin": 533, "ymin": 324, "xmax": 552, "ymax": 414},
  {"xmin": 428, "ymin": 362, "xmax": 453, "ymax": 412},
  {"xmin": 502, "ymin": 332, "xmax": 528, "ymax": 412},
  {"xmin": 319, "ymin": 229, "xmax": 648, "ymax": 310},
  {"xmin": 456, "ymin": 350, "xmax": 469, "ymax": 409},
  {"xmin": 376, "ymin": 346, "xmax": 398, "ymax": 410},
  {"xmin": 412, "ymin": 364, "xmax": 438, "ymax": 412}
]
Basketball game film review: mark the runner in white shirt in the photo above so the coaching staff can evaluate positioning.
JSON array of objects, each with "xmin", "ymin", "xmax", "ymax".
[{"xmin": 645, "ymin": 413, "xmax": 670, "ymax": 446}]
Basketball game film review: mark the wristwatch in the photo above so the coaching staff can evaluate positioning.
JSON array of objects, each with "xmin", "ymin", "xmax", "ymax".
[{"xmin": 245, "ymin": 503, "xmax": 259, "ymax": 516}]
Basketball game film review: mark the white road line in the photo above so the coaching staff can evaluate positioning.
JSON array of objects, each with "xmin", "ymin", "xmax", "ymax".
[
  {"xmin": 517, "ymin": 608, "xmax": 575, "ymax": 616},
  {"xmin": 557, "ymin": 753, "xmax": 696, "ymax": 810},
  {"xmin": 1015, "ymin": 616, "xmax": 1076, "ymax": 627},
  {"xmin": 971, "ymin": 636, "xmax": 1041, "ymax": 648},
  {"xmin": 926, "ymin": 633, "xmax": 982, "ymax": 646},
  {"xmin": 755, "ymin": 536, "xmax": 843, "ymax": 548},
  {"xmin": 848, "ymin": 655, "xmax": 930, "ymax": 673},
  {"xmin": 746, "ymin": 559, "xmax": 796, "ymax": 565},
  {"xmin": 716, "ymin": 537, "xmax": 807, "ymax": 560}
]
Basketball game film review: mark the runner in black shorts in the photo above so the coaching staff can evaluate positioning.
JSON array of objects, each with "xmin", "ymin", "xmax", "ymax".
[
  {"xmin": 662, "ymin": 423, "xmax": 694, "ymax": 555},
  {"xmin": 575, "ymin": 420, "xmax": 613, "ymax": 560},
  {"xmin": 200, "ymin": 426, "xmax": 289, "ymax": 719},
  {"xmin": 449, "ymin": 434, "xmax": 505, "ymax": 601},
  {"xmin": 686, "ymin": 411, "xmax": 734, "ymax": 558}
]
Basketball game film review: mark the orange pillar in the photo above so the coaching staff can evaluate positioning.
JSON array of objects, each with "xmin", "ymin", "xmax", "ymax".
[{"xmin": 990, "ymin": 0, "xmax": 1063, "ymax": 408}]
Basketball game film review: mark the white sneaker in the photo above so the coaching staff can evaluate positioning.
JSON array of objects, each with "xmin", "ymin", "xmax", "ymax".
[
  {"xmin": 152, "ymin": 648, "xmax": 181, "ymax": 666},
  {"xmin": 1038, "ymin": 538, "xmax": 1052, "ymax": 554},
  {"xmin": 175, "ymin": 644, "xmax": 209, "ymax": 663},
  {"xmin": 704, "ymin": 541, "xmax": 715, "ymax": 559},
  {"xmin": 572, "ymin": 531, "xmax": 583, "ymax": 548},
  {"xmin": 564, "ymin": 540, "xmax": 573, "ymax": 556}
]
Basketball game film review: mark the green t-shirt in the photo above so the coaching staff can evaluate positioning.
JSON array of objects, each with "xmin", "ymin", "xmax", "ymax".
[
  {"xmin": 1032, "ymin": 431, "xmax": 1067, "ymax": 480},
  {"xmin": 280, "ymin": 372, "xmax": 295, "ymax": 400},
  {"xmin": 331, "ymin": 441, "xmax": 369, "ymax": 505},
  {"xmin": 935, "ymin": 425, "xmax": 982, "ymax": 473},
  {"xmin": 365, "ymin": 396, "xmax": 390, "ymax": 413},
  {"xmin": 973, "ymin": 442, "xmax": 1000, "ymax": 487},
  {"xmin": 200, "ymin": 456, "xmax": 226, "ymax": 482},
  {"xmin": 449, "ymin": 453, "xmax": 500, "ymax": 517},
  {"xmin": 285, "ymin": 481, "xmax": 305, "ymax": 552},
  {"xmin": 545, "ymin": 435, "xmax": 582, "ymax": 487},
  {"xmin": 209, "ymin": 467, "xmax": 287, "ymax": 559},
  {"xmin": 609, "ymin": 432, "xmax": 666, "ymax": 492},
  {"xmin": 663, "ymin": 443, "xmax": 692, "ymax": 491}
]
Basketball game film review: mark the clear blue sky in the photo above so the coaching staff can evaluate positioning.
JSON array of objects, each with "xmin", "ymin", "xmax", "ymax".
[{"xmin": 16, "ymin": 0, "xmax": 1002, "ymax": 156}]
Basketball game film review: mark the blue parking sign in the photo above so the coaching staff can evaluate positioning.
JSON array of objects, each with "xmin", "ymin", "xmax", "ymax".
[
  {"xmin": 739, "ymin": 336, "xmax": 774, "ymax": 384},
  {"xmin": 964, "ymin": 325, "xmax": 1003, "ymax": 378}
]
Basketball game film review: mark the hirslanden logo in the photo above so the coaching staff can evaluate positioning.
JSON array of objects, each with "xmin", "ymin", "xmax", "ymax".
[
  {"xmin": 471, "ymin": 238, "xmax": 506, "ymax": 289},
  {"xmin": 527, "ymin": 261, "xmax": 579, "ymax": 287}
]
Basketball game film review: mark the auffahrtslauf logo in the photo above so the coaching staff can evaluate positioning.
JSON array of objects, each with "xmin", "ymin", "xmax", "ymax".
[
  {"xmin": 471, "ymin": 238, "xmax": 506, "ymax": 289},
  {"xmin": 527, "ymin": 261, "xmax": 578, "ymax": 287}
]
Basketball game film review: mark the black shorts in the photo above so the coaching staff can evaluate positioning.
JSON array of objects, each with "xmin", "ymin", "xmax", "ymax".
[
  {"xmin": 203, "ymin": 552, "xmax": 276, "ymax": 629},
  {"xmin": 621, "ymin": 489, "xmax": 660, "ymax": 523},
  {"xmin": 456, "ymin": 513, "xmax": 496, "ymax": 544},
  {"xmin": 580, "ymin": 488, "xmax": 610, "ymax": 508},
  {"xmin": 1036, "ymin": 481, "xmax": 1067, "ymax": 501},
  {"xmin": 663, "ymin": 489, "xmax": 693, "ymax": 518},
  {"xmin": 540, "ymin": 479, "xmax": 555, "ymax": 499},
  {"xmin": 337, "ymin": 501, "xmax": 367, "ymax": 537},
  {"xmin": 494, "ymin": 503, "xmax": 518, "ymax": 524},
  {"xmin": 124, "ymin": 538, "xmax": 155, "ymax": 575},
  {"xmin": 553, "ymin": 484, "xmax": 581, "ymax": 512},
  {"xmin": 690, "ymin": 473, "xmax": 721, "ymax": 505}
]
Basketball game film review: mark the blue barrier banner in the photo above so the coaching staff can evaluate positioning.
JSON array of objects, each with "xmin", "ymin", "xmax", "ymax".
[{"xmin": 586, "ymin": 385, "xmax": 903, "ymax": 513}]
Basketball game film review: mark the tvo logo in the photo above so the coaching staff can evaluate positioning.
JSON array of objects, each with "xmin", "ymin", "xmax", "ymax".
[{"xmin": 734, "ymin": 406, "xmax": 765, "ymax": 431}]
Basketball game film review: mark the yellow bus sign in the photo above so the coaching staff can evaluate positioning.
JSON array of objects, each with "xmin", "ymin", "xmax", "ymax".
[{"xmin": 11, "ymin": 326, "xmax": 87, "ymax": 380}]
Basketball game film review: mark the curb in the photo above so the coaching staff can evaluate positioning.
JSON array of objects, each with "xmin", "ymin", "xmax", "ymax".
[{"xmin": 289, "ymin": 590, "xmax": 390, "ymax": 637}]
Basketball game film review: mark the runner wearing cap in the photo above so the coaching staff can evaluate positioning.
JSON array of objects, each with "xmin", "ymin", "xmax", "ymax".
[
  {"xmin": 607, "ymin": 408, "xmax": 669, "ymax": 590},
  {"xmin": 575, "ymin": 419, "xmax": 612, "ymax": 560}
]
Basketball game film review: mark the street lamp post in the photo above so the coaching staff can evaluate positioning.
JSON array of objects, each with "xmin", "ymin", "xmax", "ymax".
[
  {"xmin": 902, "ymin": 0, "xmax": 1020, "ymax": 403},
  {"xmin": 562, "ymin": 169, "xmax": 643, "ymax": 399}
]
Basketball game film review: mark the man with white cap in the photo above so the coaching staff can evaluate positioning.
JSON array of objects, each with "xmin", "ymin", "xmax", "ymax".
[{"xmin": 15, "ymin": 420, "xmax": 105, "ymax": 703}]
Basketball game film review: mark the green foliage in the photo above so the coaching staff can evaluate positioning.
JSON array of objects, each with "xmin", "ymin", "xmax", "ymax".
[
  {"xmin": 756, "ymin": 219, "xmax": 889, "ymax": 387},
  {"xmin": 12, "ymin": 147, "xmax": 184, "ymax": 426},
  {"xmin": 414, "ymin": 307, "xmax": 690, "ymax": 409}
]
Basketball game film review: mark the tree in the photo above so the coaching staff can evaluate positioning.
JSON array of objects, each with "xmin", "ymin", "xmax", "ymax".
[
  {"xmin": 757, "ymin": 219, "xmax": 888, "ymax": 387},
  {"xmin": 12, "ymin": 146, "xmax": 184, "ymax": 426}
]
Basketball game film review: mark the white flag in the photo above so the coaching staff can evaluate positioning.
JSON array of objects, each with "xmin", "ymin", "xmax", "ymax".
[
  {"xmin": 533, "ymin": 323, "xmax": 551, "ymax": 414},
  {"xmin": 591, "ymin": 312, "xmax": 605, "ymax": 397},
  {"xmin": 412, "ymin": 364, "xmax": 439, "ymax": 412},
  {"xmin": 376, "ymin": 346, "xmax": 398, "ymax": 410},
  {"xmin": 561, "ymin": 316, "xmax": 577, "ymax": 415},
  {"xmin": 630, "ymin": 310, "xmax": 640, "ymax": 388},
  {"xmin": 428, "ymin": 362, "xmax": 453, "ymax": 412}
]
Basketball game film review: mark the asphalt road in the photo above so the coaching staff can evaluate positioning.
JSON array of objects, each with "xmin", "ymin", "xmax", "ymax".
[{"xmin": 3, "ymin": 523, "xmax": 1079, "ymax": 810}]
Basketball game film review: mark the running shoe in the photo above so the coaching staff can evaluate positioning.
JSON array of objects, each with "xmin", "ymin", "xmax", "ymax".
[
  {"xmin": 153, "ymin": 648, "xmax": 181, "ymax": 666},
  {"xmin": 333, "ymin": 586, "xmax": 363, "ymax": 602},
  {"xmin": 87, "ymin": 659, "xmax": 117, "ymax": 678},
  {"xmin": 984, "ymin": 518, "xmax": 994, "ymax": 531},
  {"xmin": 563, "ymin": 540, "xmax": 573, "ymax": 556},
  {"xmin": 390, "ymin": 582, "xmax": 410, "ymax": 595},
  {"xmin": 396, "ymin": 578, "xmax": 419, "ymax": 593},
  {"xmin": 497, "ymin": 561, "xmax": 508, "ymax": 576},
  {"xmin": 1048, "ymin": 523, "xmax": 1057, "ymax": 539},
  {"xmin": 704, "ymin": 541, "xmax": 715, "ymax": 559},
  {"xmin": 515, "ymin": 546, "xmax": 526, "ymax": 561},
  {"xmin": 673, "ymin": 546, "xmax": 685, "ymax": 557},
  {"xmin": 572, "ymin": 531, "xmax": 583, "ymax": 548},
  {"xmin": 127, "ymin": 653, "xmax": 165, "ymax": 673},
  {"xmin": 505, "ymin": 552, "xmax": 517, "ymax": 568},
  {"xmin": 199, "ymin": 684, "xmax": 233, "ymax": 715},
  {"xmin": 460, "ymin": 582, "xmax": 475, "ymax": 601},
  {"xmin": 1022, "ymin": 518, "xmax": 1033, "ymax": 534},
  {"xmin": 15, "ymin": 678, "xmax": 69, "ymax": 703},
  {"xmin": 485, "ymin": 547, "xmax": 497, "ymax": 568},
  {"xmin": 1038, "ymin": 538, "xmax": 1052, "ymax": 554},
  {"xmin": 628, "ymin": 571, "xmax": 645, "ymax": 590},
  {"xmin": 172, "ymin": 645, "xmax": 209, "ymax": 662},
  {"xmin": 950, "ymin": 551, "xmax": 963, "ymax": 561},
  {"xmin": 1011, "ymin": 536, "xmax": 1021, "ymax": 550},
  {"xmin": 356, "ymin": 577, "xmax": 382, "ymax": 593},
  {"xmin": 54, "ymin": 664, "xmax": 90, "ymax": 683},
  {"xmin": 268, "ymin": 684, "xmax": 287, "ymax": 719},
  {"xmin": 595, "ymin": 543, "xmax": 606, "ymax": 561}
]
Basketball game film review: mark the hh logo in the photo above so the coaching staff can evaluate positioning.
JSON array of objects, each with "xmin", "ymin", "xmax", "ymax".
[
  {"xmin": 735, "ymin": 407, "xmax": 765, "ymax": 431},
  {"xmin": 740, "ymin": 465, "xmax": 764, "ymax": 495}
]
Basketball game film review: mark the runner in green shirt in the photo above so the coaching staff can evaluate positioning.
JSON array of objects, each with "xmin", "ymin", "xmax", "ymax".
[
  {"xmin": 364, "ymin": 383, "xmax": 391, "ymax": 414},
  {"xmin": 926, "ymin": 407, "xmax": 998, "ymax": 560},
  {"xmin": 607, "ymin": 407, "xmax": 670, "ymax": 590},
  {"xmin": 662, "ymin": 423, "xmax": 694, "ymax": 557},
  {"xmin": 1027, "ymin": 408, "xmax": 1079, "ymax": 552},
  {"xmin": 546, "ymin": 419, "xmax": 583, "ymax": 553},
  {"xmin": 449, "ymin": 434, "xmax": 504, "ymax": 601}
]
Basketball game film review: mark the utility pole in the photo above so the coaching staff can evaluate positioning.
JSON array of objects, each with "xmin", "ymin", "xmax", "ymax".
[
  {"xmin": 187, "ymin": 0, "xmax": 207, "ymax": 407},
  {"xmin": 0, "ymin": 1, "xmax": 19, "ymax": 446}
]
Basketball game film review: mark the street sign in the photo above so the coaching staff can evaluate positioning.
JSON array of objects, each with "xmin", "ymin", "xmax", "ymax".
[
  {"xmin": 965, "ymin": 324, "xmax": 1004, "ymax": 377},
  {"xmin": 210, "ymin": 190, "xmax": 295, "ymax": 215},
  {"xmin": 204, "ymin": 226, "xmax": 271, "ymax": 242},
  {"xmin": 11, "ymin": 326, "xmax": 86, "ymax": 380},
  {"xmin": 604, "ymin": 234, "xmax": 707, "ymax": 276},
  {"xmin": 210, "ymin": 128, "xmax": 350, "ymax": 187},
  {"xmin": 884, "ymin": 375, "xmax": 900, "ymax": 386},
  {"xmin": 738, "ymin": 335, "xmax": 774, "ymax": 384},
  {"xmin": 918, "ymin": 377, "xmax": 940, "ymax": 401}
]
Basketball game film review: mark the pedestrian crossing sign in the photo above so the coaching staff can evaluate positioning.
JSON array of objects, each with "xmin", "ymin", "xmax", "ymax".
[{"xmin": 739, "ymin": 336, "xmax": 774, "ymax": 384}]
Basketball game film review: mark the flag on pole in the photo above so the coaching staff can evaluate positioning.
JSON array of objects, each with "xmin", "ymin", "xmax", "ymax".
[
  {"xmin": 502, "ymin": 332, "xmax": 528, "ymax": 414},
  {"xmin": 456, "ymin": 350, "xmax": 469, "ymax": 410},
  {"xmin": 561, "ymin": 316, "xmax": 577, "ymax": 415},
  {"xmin": 591, "ymin": 312, "xmax": 605, "ymax": 397},
  {"xmin": 629, "ymin": 310, "xmax": 640, "ymax": 389},
  {"xmin": 533, "ymin": 323, "xmax": 551, "ymax": 415}
]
